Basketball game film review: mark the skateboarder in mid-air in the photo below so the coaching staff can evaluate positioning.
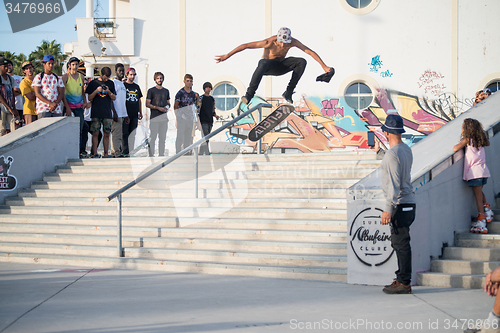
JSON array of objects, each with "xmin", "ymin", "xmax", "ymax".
[{"xmin": 215, "ymin": 27, "xmax": 335, "ymax": 105}]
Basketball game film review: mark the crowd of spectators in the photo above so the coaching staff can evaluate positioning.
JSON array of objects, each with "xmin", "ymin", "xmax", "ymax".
[{"xmin": 0, "ymin": 54, "xmax": 220, "ymax": 158}]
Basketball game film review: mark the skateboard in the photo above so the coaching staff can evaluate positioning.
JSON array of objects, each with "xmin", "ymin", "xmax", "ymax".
[{"xmin": 248, "ymin": 104, "xmax": 295, "ymax": 142}]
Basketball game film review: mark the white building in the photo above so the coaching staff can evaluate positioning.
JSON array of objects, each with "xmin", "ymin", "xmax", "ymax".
[{"xmin": 65, "ymin": 0, "xmax": 500, "ymax": 153}]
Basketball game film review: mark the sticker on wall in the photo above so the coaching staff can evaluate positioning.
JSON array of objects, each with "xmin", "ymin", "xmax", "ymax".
[
  {"xmin": 0, "ymin": 156, "xmax": 17, "ymax": 190},
  {"xmin": 349, "ymin": 207, "xmax": 394, "ymax": 266}
]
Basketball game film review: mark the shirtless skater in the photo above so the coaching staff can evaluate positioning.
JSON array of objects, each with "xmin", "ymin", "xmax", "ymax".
[{"xmin": 215, "ymin": 27, "xmax": 334, "ymax": 104}]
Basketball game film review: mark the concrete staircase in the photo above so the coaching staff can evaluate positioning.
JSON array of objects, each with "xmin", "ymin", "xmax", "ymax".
[
  {"xmin": 0, "ymin": 152, "xmax": 381, "ymax": 282},
  {"xmin": 418, "ymin": 201, "xmax": 500, "ymax": 288}
]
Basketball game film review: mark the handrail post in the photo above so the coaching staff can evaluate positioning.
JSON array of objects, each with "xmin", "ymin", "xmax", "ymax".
[
  {"xmin": 194, "ymin": 147, "xmax": 199, "ymax": 198},
  {"xmin": 117, "ymin": 194, "xmax": 123, "ymax": 257},
  {"xmin": 257, "ymin": 106, "xmax": 262, "ymax": 154}
]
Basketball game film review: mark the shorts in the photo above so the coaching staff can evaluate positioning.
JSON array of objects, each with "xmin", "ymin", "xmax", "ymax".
[
  {"xmin": 468, "ymin": 177, "xmax": 488, "ymax": 187},
  {"xmin": 90, "ymin": 118, "xmax": 112, "ymax": 134}
]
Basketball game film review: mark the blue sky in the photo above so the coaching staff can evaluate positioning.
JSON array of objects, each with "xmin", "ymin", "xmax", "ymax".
[{"xmin": 1, "ymin": 1, "xmax": 108, "ymax": 57}]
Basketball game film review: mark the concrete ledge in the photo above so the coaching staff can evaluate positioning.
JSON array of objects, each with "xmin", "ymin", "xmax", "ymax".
[{"xmin": 0, "ymin": 117, "xmax": 79, "ymax": 205}]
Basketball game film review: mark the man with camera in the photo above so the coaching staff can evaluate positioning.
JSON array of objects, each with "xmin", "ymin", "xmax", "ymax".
[{"xmin": 85, "ymin": 67, "xmax": 117, "ymax": 158}]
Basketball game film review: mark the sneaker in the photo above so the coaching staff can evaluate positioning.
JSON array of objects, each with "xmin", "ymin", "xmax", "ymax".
[
  {"xmin": 485, "ymin": 203, "xmax": 494, "ymax": 223},
  {"xmin": 91, "ymin": 154, "xmax": 101, "ymax": 159},
  {"xmin": 472, "ymin": 215, "xmax": 488, "ymax": 234},
  {"xmin": 474, "ymin": 220, "xmax": 488, "ymax": 234},
  {"xmin": 282, "ymin": 91, "xmax": 294, "ymax": 104},
  {"xmin": 384, "ymin": 279, "xmax": 397, "ymax": 288},
  {"xmin": 383, "ymin": 280, "xmax": 411, "ymax": 294}
]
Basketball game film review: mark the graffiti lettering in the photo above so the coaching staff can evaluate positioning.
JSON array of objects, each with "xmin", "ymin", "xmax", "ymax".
[
  {"xmin": 225, "ymin": 131, "xmax": 245, "ymax": 145},
  {"xmin": 431, "ymin": 92, "xmax": 475, "ymax": 118},
  {"xmin": 368, "ymin": 55, "xmax": 383, "ymax": 73},
  {"xmin": 417, "ymin": 70, "xmax": 445, "ymax": 88},
  {"xmin": 321, "ymin": 99, "xmax": 344, "ymax": 117},
  {"xmin": 380, "ymin": 70, "xmax": 393, "ymax": 78}
]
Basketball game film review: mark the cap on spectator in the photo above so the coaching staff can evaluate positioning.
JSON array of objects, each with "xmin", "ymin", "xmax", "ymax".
[
  {"xmin": 483, "ymin": 88, "xmax": 491, "ymax": 94},
  {"xmin": 126, "ymin": 67, "xmax": 136, "ymax": 75},
  {"xmin": 66, "ymin": 56, "xmax": 79, "ymax": 68},
  {"xmin": 0, "ymin": 57, "xmax": 8, "ymax": 66},
  {"xmin": 5, "ymin": 59, "xmax": 13, "ymax": 66},
  {"xmin": 42, "ymin": 55, "xmax": 55, "ymax": 63},
  {"xmin": 381, "ymin": 114, "xmax": 405, "ymax": 134},
  {"xmin": 21, "ymin": 61, "xmax": 33, "ymax": 69},
  {"xmin": 277, "ymin": 27, "xmax": 292, "ymax": 43}
]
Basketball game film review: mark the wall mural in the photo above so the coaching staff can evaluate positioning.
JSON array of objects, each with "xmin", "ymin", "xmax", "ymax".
[{"xmin": 228, "ymin": 88, "xmax": 458, "ymax": 153}]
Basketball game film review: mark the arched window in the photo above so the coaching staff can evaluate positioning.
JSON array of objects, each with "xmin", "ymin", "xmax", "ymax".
[{"xmin": 486, "ymin": 81, "xmax": 500, "ymax": 93}]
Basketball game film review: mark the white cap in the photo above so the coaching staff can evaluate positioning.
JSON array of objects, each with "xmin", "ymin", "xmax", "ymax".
[{"xmin": 277, "ymin": 27, "xmax": 292, "ymax": 43}]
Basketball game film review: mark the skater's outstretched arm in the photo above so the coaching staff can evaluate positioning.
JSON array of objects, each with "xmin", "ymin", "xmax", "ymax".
[
  {"xmin": 215, "ymin": 39, "xmax": 271, "ymax": 63},
  {"xmin": 292, "ymin": 39, "xmax": 332, "ymax": 73}
]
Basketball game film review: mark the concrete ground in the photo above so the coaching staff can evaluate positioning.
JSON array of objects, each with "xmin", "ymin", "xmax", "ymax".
[{"xmin": 0, "ymin": 263, "xmax": 494, "ymax": 333}]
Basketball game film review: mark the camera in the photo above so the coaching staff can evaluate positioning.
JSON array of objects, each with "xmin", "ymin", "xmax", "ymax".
[{"xmin": 101, "ymin": 84, "xmax": 108, "ymax": 90}]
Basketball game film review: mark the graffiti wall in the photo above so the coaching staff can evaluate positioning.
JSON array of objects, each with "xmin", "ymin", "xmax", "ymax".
[{"xmin": 227, "ymin": 88, "xmax": 464, "ymax": 153}]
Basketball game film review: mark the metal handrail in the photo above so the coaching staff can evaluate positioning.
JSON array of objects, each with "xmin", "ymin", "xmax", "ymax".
[
  {"xmin": 106, "ymin": 102, "xmax": 271, "ymax": 202},
  {"xmin": 106, "ymin": 102, "xmax": 272, "ymax": 257}
]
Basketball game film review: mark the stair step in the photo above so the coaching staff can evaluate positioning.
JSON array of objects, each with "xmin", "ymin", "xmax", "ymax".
[
  {"xmin": 5, "ymin": 197, "xmax": 346, "ymax": 210},
  {"xmin": 43, "ymin": 169, "xmax": 375, "ymax": 181},
  {"xmin": 66, "ymin": 152, "xmax": 377, "ymax": 165},
  {"xmin": 0, "ymin": 252, "xmax": 348, "ymax": 282},
  {"xmin": 443, "ymin": 246, "xmax": 500, "ymax": 261},
  {"xmin": 455, "ymin": 232, "xmax": 500, "ymax": 248},
  {"xmin": 0, "ymin": 242, "xmax": 346, "ymax": 268},
  {"xmin": 0, "ymin": 224, "xmax": 347, "ymax": 242},
  {"xmin": 430, "ymin": 259, "xmax": 500, "ymax": 275},
  {"xmin": 16, "ymin": 188, "xmax": 348, "ymax": 199},
  {"xmin": 0, "ymin": 206, "xmax": 348, "ymax": 220},
  {"xmin": 0, "ymin": 233, "xmax": 346, "ymax": 255},
  {"xmin": 57, "ymin": 161, "xmax": 381, "ymax": 174},
  {"xmin": 0, "ymin": 214, "xmax": 347, "ymax": 231},
  {"xmin": 417, "ymin": 272, "xmax": 486, "ymax": 289},
  {"xmin": 30, "ymin": 179, "xmax": 357, "ymax": 190}
]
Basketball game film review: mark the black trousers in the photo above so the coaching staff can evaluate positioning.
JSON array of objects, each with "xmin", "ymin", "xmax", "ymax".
[
  {"xmin": 122, "ymin": 117, "xmax": 139, "ymax": 155},
  {"xmin": 390, "ymin": 203, "xmax": 416, "ymax": 285},
  {"xmin": 245, "ymin": 57, "xmax": 307, "ymax": 100},
  {"xmin": 199, "ymin": 123, "xmax": 213, "ymax": 155}
]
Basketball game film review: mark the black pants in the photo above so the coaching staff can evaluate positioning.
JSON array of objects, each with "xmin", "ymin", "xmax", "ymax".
[
  {"xmin": 390, "ymin": 203, "xmax": 416, "ymax": 285},
  {"xmin": 122, "ymin": 117, "xmax": 139, "ymax": 155},
  {"xmin": 199, "ymin": 123, "xmax": 213, "ymax": 155},
  {"xmin": 245, "ymin": 57, "xmax": 307, "ymax": 100}
]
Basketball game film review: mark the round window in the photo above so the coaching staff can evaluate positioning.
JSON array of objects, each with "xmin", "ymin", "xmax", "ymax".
[
  {"xmin": 346, "ymin": 0, "xmax": 372, "ymax": 9},
  {"xmin": 213, "ymin": 83, "xmax": 239, "ymax": 111},
  {"xmin": 344, "ymin": 82, "xmax": 373, "ymax": 109}
]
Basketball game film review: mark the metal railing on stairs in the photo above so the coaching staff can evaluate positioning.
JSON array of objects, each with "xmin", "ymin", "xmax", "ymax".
[{"xmin": 106, "ymin": 103, "xmax": 272, "ymax": 257}]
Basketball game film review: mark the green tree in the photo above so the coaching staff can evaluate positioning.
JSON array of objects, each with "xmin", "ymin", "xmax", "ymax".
[{"xmin": 29, "ymin": 40, "xmax": 67, "ymax": 75}]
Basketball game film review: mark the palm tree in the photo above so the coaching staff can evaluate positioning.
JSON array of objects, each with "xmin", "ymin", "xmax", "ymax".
[
  {"xmin": 30, "ymin": 40, "xmax": 67, "ymax": 75},
  {"xmin": 0, "ymin": 51, "xmax": 27, "ymax": 76}
]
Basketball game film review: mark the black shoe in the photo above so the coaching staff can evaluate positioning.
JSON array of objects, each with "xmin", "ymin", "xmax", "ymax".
[
  {"xmin": 382, "ymin": 280, "xmax": 411, "ymax": 294},
  {"xmin": 282, "ymin": 91, "xmax": 294, "ymax": 104},
  {"xmin": 316, "ymin": 67, "xmax": 335, "ymax": 83}
]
